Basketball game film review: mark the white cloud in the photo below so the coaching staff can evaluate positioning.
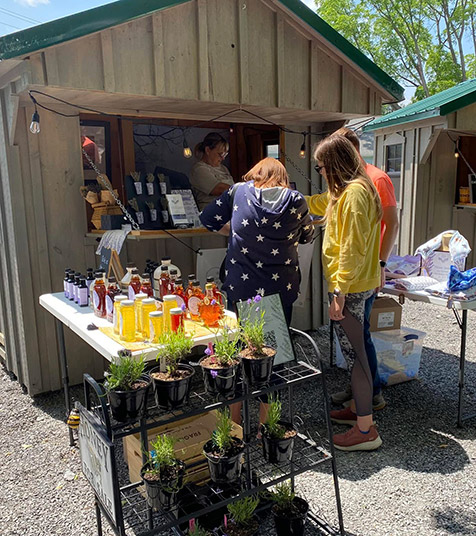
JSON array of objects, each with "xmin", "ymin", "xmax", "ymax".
[{"xmin": 15, "ymin": 0, "xmax": 50, "ymax": 7}]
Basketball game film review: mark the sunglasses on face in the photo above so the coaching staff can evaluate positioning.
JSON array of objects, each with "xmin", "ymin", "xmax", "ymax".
[
  {"xmin": 314, "ymin": 164, "xmax": 325, "ymax": 174},
  {"xmin": 218, "ymin": 151, "xmax": 229, "ymax": 158}
]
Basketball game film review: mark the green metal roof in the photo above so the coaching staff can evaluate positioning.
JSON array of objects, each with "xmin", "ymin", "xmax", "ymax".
[
  {"xmin": 364, "ymin": 78, "xmax": 476, "ymax": 131},
  {"xmin": 0, "ymin": 0, "xmax": 403, "ymax": 102}
]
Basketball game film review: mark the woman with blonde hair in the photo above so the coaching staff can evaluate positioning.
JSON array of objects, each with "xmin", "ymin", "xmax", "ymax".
[
  {"xmin": 306, "ymin": 135, "xmax": 383, "ymax": 451},
  {"xmin": 200, "ymin": 157, "xmax": 314, "ymax": 325}
]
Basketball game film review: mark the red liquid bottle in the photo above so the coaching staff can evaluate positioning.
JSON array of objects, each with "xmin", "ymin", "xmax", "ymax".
[
  {"xmin": 106, "ymin": 277, "xmax": 121, "ymax": 322},
  {"xmin": 128, "ymin": 269, "xmax": 142, "ymax": 301},
  {"xmin": 93, "ymin": 271, "xmax": 107, "ymax": 318},
  {"xmin": 159, "ymin": 265, "xmax": 171, "ymax": 299},
  {"xmin": 140, "ymin": 273, "xmax": 154, "ymax": 297}
]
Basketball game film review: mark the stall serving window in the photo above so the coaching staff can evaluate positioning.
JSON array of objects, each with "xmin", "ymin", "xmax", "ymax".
[{"xmin": 385, "ymin": 142, "xmax": 402, "ymax": 204}]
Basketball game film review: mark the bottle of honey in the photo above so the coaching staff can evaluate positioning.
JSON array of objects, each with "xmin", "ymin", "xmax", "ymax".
[
  {"xmin": 187, "ymin": 280, "xmax": 204, "ymax": 321},
  {"xmin": 128, "ymin": 269, "xmax": 142, "ymax": 301},
  {"xmin": 92, "ymin": 271, "xmax": 107, "ymax": 318},
  {"xmin": 106, "ymin": 277, "xmax": 121, "ymax": 322},
  {"xmin": 140, "ymin": 273, "xmax": 154, "ymax": 297},
  {"xmin": 199, "ymin": 283, "xmax": 223, "ymax": 327}
]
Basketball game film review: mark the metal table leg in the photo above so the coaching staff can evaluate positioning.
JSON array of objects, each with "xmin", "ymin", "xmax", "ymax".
[
  {"xmin": 329, "ymin": 320, "xmax": 335, "ymax": 367},
  {"xmin": 455, "ymin": 309, "xmax": 468, "ymax": 427},
  {"xmin": 55, "ymin": 319, "xmax": 74, "ymax": 446}
]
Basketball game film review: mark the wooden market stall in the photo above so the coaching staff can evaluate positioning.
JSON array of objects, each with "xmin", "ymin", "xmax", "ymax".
[
  {"xmin": 364, "ymin": 78, "xmax": 476, "ymax": 267},
  {"xmin": 0, "ymin": 0, "xmax": 403, "ymax": 394}
]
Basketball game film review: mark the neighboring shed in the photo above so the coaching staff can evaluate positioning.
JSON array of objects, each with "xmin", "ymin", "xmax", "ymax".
[{"xmin": 0, "ymin": 0, "xmax": 402, "ymax": 394}]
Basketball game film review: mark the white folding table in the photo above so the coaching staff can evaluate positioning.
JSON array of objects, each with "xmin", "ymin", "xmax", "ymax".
[{"xmin": 39, "ymin": 292, "xmax": 236, "ymax": 444}]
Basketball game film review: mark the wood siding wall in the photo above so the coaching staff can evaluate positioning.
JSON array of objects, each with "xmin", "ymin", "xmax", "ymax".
[{"xmin": 27, "ymin": 0, "xmax": 383, "ymax": 118}]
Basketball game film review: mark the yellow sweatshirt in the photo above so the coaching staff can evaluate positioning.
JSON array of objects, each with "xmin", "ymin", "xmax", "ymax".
[{"xmin": 305, "ymin": 183, "xmax": 380, "ymax": 295}]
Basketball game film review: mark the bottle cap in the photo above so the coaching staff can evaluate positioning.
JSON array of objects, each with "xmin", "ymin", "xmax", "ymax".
[
  {"xmin": 161, "ymin": 257, "xmax": 171, "ymax": 262},
  {"xmin": 142, "ymin": 298, "xmax": 156, "ymax": 305},
  {"xmin": 135, "ymin": 293, "xmax": 148, "ymax": 301},
  {"xmin": 206, "ymin": 276, "xmax": 215, "ymax": 283},
  {"xmin": 115, "ymin": 295, "xmax": 128, "ymax": 302},
  {"xmin": 192, "ymin": 280, "xmax": 201, "ymax": 287},
  {"xmin": 65, "ymin": 268, "xmax": 71, "ymax": 273},
  {"xmin": 141, "ymin": 273, "xmax": 150, "ymax": 279},
  {"xmin": 170, "ymin": 308, "xmax": 183, "ymax": 315},
  {"xmin": 163, "ymin": 295, "xmax": 178, "ymax": 302},
  {"xmin": 86, "ymin": 267, "xmax": 93, "ymax": 272},
  {"xmin": 175, "ymin": 279, "xmax": 183, "ymax": 285},
  {"xmin": 126, "ymin": 262, "xmax": 136, "ymax": 268},
  {"xmin": 149, "ymin": 311, "xmax": 163, "ymax": 317},
  {"xmin": 131, "ymin": 268, "xmax": 139, "ymax": 274},
  {"xmin": 122, "ymin": 300, "xmax": 134, "ymax": 307},
  {"xmin": 188, "ymin": 273, "xmax": 196, "ymax": 280},
  {"xmin": 108, "ymin": 277, "xmax": 117, "ymax": 283}
]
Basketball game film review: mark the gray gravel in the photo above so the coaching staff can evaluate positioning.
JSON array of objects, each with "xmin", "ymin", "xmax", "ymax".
[{"xmin": 1, "ymin": 297, "xmax": 476, "ymax": 536}]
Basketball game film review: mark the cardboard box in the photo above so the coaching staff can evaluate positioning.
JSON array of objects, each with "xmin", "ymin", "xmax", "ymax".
[
  {"xmin": 369, "ymin": 297, "xmax": 402, "ymax": 332},
  {"xmin": 123, "ymin": 410, "xmax": 243, "ymax": 486},
  {"xmin": 373, "ymin": 327, "xmax": 426, "ymax": 386}
]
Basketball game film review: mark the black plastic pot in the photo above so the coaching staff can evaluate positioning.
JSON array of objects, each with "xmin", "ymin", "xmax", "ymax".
[
  {"xmin": 141, "ymin": 460, "xmax": 185, "ymax": 512},
  {"xmin": 199, "ymin": 357, "xmax": 240, "ymax": 399},
  {"xmin": 260, "ymin": 420, "xmax": 297, "ymax": 464},
  {"xmin": 106, "ymin": 374, "xmax": 151, "ymax": 422},
  {"xmin": 150, "ymin": 364, "xmax": 195, "ymax": 410},
  {"xmin": 273, "ymin": 497, "xmax": 309, "ymax": 536},
  {"xmin": 240, "ymin": 348, "xmax": 276, "ymax": 389},
  {"xmin": 203, "ymin": 438, "xmax": 245, "ymax": 484}
]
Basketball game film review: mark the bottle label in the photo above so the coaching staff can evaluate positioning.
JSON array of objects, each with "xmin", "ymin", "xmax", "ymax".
[
  {"xmin": 64, "ymin": 281, "xmax": 69, "ymax": 298},
  {"xmin": 174, "ymin": 295, "xmax": 185, "ymax": 309},
  {"xmin": 79, "ymin": 288, "xmax": 88, "ymax": 307},
  {"xmin": 188, "ymin": 296, "xmax": 201, "ymax": 316},
  {"xmin": 68, "ymin": 282, "xmax": 74, "ymax": 299},
  {"xmin": 147, "ymin": 183, "xmax": 154, "ymax": 195},
  {"xmin": 162, "ymin": 210, "xmax": 169, "ymax": 223},
  {"xmin": 134, "ymin": 182, "xmax": 143, "ymax": 195},
  {"xmin": 160, "ymin": 182, "xmax": 167, "ymax": 195},
  {"xmin": 128, "ymin": 286, "xmax": 136, "ymax": 300},
  {"xmin": 150, "ymin": 209, "xmax": 157, "ymax": 221},
  {"xmin": 106, "ymin": 295, "xmax": 114, "ymax": 316},
  {"xmin": 93, "ymin": 290, "xmax": 100, "ymax": 310}
]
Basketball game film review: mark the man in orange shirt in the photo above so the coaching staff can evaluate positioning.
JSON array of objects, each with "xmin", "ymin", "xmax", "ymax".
[{"xmin": 330, "ymin": 128, "xmax": 399, "ymax": 412}]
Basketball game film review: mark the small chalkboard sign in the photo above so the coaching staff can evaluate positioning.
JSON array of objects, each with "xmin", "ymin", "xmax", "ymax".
[
  {"xmin": 98, "ymin": 247, "xmax": 112, "ymax": 273},
  {"xmin": 97, "ymin": 248, "xmax": 124, "ymax": 281},
  {"xmin": 469, "ymin": 174, "xmax": 476, "ymax": 204}
]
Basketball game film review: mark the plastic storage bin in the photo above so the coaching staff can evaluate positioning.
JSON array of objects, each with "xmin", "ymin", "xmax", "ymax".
[{"xmin": 372, "ymin": 327, "xmax": 426, "ymax": 386}]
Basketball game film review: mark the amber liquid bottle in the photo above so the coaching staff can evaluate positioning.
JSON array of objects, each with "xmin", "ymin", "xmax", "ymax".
[
  {"xmin": 128, "ymin": 269, "xmax": 142, "ymax": 301},
  {"xmin": 140, "ymin": 273, "xmax": 154, "ymax": 298},
  {"xmin": 93, "ymin": 272, "xmax": 107, "ymax": 318},
  {"xmin": 159, "ymin": 265, "xmax": 171, "ymax": 299},
  {"xmin": 106, "ymin": 277, "xmax": 121, "ymax": 322},
  {"xmin": 187, "ymin": 280, "xmax": 204, "ymax": 322},
  {"xmin": 199, "ymin": 283, "xmax": 223, "ymax": 327},
  {"xmin": 207, "ymin": 276, "xmax": 224, "ymax": 307},
  {"xmin": 173, "ymin": 278, "xmax": 187, "ymax": 309}
]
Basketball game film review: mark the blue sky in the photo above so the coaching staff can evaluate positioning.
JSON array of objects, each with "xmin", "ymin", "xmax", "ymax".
[{"xmin": 0, "ymin": 0, "xmax": 315, "ymax": 35}]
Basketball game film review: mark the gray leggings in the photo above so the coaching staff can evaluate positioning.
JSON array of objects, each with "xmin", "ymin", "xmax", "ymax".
[{"xmin": 331, "ymin": 290, "xmax": 374, "ymax": 417}]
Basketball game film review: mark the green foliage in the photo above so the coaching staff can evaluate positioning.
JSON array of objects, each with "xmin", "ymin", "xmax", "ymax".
[
  {"xmin": 227, "ymin": 495, "xmax": 259, "ymax": 527},
  {"xmin": 104, "ymin": 352, "xmax": 145, "ymax": 392},
  {"xmin": 239, "ymin": 296, "xmax": 266, "ymax": 355},
  {"xmin": 189, "ymin": 524, "xmax": 210, "ymax": 536},
  {"xmin": 264, "ymin": 397, "xmax": 286, "ymax": 439},
  {"xmin": 149, "ymin": 434, "xmax": 177, "ymax": 471},
  {"xmin": 271, "ymin": 481, "xmax": 296, "ymax": 512},
  {"xmin": 212, "ymin": 324, "xmax": 239, "ymax": 367},
  {"xmin": 212, "ymin": 407, "xmax": 234, "ymax": 452},
  {"xmin": 316, "ymin": 0, "xmax": 475, "ymax": 101},
  {"xmin": 156, "ymin": 327, "xmax": 193, "ymax": 376}
]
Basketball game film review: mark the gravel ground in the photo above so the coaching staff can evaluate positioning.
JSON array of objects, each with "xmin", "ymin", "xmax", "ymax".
[{"xmin": 1, "ymin": 297, "xmax": 476, "ymax": 536}]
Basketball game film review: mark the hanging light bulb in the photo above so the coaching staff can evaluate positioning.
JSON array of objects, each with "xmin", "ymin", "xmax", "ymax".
[
  {"xmin": 299, "ymin": 133, "xmax": 306, "ymax": 158},
  {"xmin": 454, "ymin": 140, "xmax": 459, "ymax": 158},
  {"xmin": 183, "ymin": 137, "xmax": 192, "ymax": 158},
  {"xmin": 30, "ymin": 110, "xmax": 40, "ymax": 134}
]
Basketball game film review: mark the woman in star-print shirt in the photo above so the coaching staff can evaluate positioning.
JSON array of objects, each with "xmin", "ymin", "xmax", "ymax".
[{"xmin": 200, "ymin": 157, "xmax": 314, "ymax": 325}]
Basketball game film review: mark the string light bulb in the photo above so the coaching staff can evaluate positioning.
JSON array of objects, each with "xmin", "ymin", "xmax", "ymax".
[
  {"xmin": 183, "ymin": 137, "xmax": 192, "ymax": 159},
  {"xmin": 454, "ymin": 139, "xmax": 459, "ymax": 158},
  {"xmin": 30, "ymin": 110, "xmax": 40, "ymax": 134},
  {"xmin": 299, "ymin": 133, "xmax": 306, "ymax": 158}
]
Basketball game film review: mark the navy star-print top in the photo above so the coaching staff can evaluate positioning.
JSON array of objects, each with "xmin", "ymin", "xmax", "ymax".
[{"xmin": 199, "ymin": 182, "xmax": 314, "ymax": 307}]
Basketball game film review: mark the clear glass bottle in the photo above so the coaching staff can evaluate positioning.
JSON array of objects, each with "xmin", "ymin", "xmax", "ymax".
[
  {"xmin": 140, "ymin": 273, "xmax": 154, "ymax": 297},
  {"xmin": 106, "ymin": 277, "xmax": 121, "ymax": 323},
  {"xmin": 207, "ymin": 276, "xmax": 224, "ymax": 307},
  {"xmin": 158, "ymin": 265, "xmax": 171, "ymax": 299},
  {"xmin": 64, "ymin": 268, "xmax": 72, "ymax": 298},
  {"xmin": 92, "ymin": 271, "xmax": 107, "ymax": 318},
  {"xmin": 78, "ymin": 277, "xmax": 89, "ymax": 307},
  {"xmin": 188, "ymin": 281, "xmax": 204, "ymax": 322},
  {"xmin": 67, "ymin": 271, "xmax": 75, "ymax": 301},
  {"xmin": 149, "ymin": 311, "xmax": 163, "ymax": 343},
  {"xmin": 161, "ymin": 256, "xmax": 181, "ymax": 278},
  {"xmin": 121, "ymin": 261, "xmax": 137, "ymax": 287},
  {"xmin": 119, "ymin": 300, "xmax": 136, "ymax": 342},
  {"xmin": 141, "ymin": 298, "xmax": 157, "ymax": 339},
  {"xmin": 173, "ymin": 278, "xmax": 186, "ymax": 309},
  {"xmin": 199, "ymin": 283, "xmax": 223, "ymax": 327},
  {"xmin": 162, "ymin": 295, "xmax": 178, "ymax": 332},
  {"xmin": 170, "ymin": 307, "xmax": 185, "ymax": 332},
  {"xmin": 113, "ymin": 295, "xmax": 128, "ymax": 335},
  {"xmin": 134, "ymin": 293, "xmax": 148, "ymax": 335},
  {"xmin": 128, "ymin": 269, "xmax": 142, "ymax": 301},
  {"xmin": 86, "ymin": 268, "xmax": 95, "ymax": 300},
  {"xmin": 185, "ymin": 274, "xmax": 196, "ymax": 303}
]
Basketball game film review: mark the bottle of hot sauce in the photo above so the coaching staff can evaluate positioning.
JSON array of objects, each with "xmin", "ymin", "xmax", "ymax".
[
  {"xmin": 188, "ymin": 280, "xmax": 204, "ymax": 322},
  {"xmin": 128, "ymin": 269, "xmax": 142, "ymax": 301},
  {"xmin": 140, "ymin": 273, "xmax": 154, "ymax": 297},
  {"xmin": 106, "ymin": 277, "xmax": 121, "ymax": 322},
  {"xmin": 92, "ymin": 271, "xmax": 107, "ymax": 318}
]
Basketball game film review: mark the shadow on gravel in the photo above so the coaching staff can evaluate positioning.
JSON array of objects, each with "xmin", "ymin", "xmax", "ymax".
[
  {"xmin": 432, "ymin": 508, "xmax": 476, "ymax": 535},
  {"xmin": 31, "ymin": 382, "xmax": 85, "ymax": 423}
]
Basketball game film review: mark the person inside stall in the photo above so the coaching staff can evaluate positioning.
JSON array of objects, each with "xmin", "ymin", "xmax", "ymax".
[
  {"xmin": 200, "ymin": 157, "xmax": 314, "ymax": 427},
  {"xmin": 306, "ymin": 135, "xmax": 383, "ymax": 452},
  {"xmin": 190, "ymin": 132, "xmax": 235, "ymax": 211}
]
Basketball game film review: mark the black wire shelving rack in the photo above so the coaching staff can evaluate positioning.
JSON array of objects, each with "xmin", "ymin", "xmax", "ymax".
[{"xmin": 80, "ymin": 328, "xmax": 345, "ymax": 536}]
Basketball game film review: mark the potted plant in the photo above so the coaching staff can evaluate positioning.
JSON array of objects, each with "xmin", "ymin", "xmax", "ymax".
[
  {"xmin": 103, "ymin": 351, "xmax": 150, "ymax": 422},
  {"xmin": 199, "ymin": 325, "xmax": 240, "ymax": 399},
  {"xmin": 223, "ymin": 495, "xmax": 260, "ymax": 536},
  {"xmin": 271, "ymin": 481, "xmax": 309, "ymax": 536},
  {"xmin": 239, "ymin": 295, "xmax": 276, "ymax": 388},
  {"xmin": 150, "ymin": 328, "xmax": 195, "ymax": 410},
  {"xmin": 203, "ymin": 408, "xmax": 245, "ymax": 483},
  {"xmin": 141, "ymin": 433, "xmax": 185, "ymax": 512},
  {"xmin": 260, "ymin": 396, "xmax": 297, "ymax": 463},
  {"xmin": 188, "ymin": 520, "xmax": 211, "ymax": 535}
]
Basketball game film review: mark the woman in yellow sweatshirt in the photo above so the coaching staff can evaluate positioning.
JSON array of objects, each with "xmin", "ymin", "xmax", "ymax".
[{"xmin": 307, "ymin": 135, "xmax": 383, "ymax": 451}]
